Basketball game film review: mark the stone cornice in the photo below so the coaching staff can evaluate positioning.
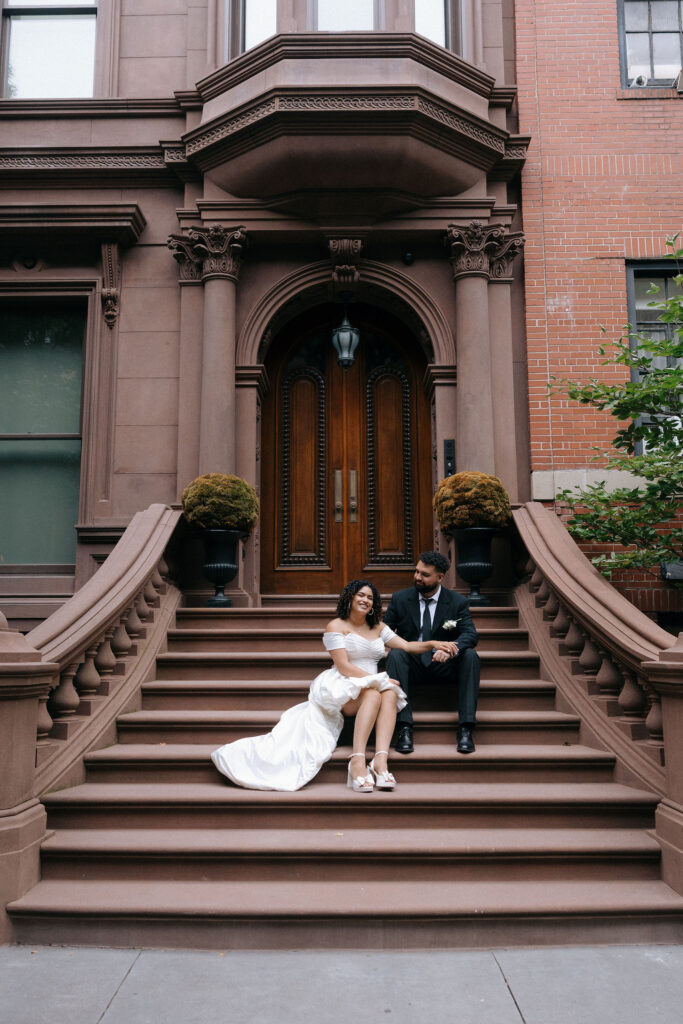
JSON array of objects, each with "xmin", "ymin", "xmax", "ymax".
[
  {"xmin": 0, "ymin": 203, "xmax": 146, "ymax": 244},
  {"xmin": 195, "ymin": 32, "xmax": 496, "ymax": 103},
  {"xmin": 0, "ymin": 147, "xmax": 174, "ymax": 186},
  {"xmin": 0, "ymin": 98, "xmax": 183, "ymax": 119},
  {"xmin": 183, "ymin": 86, "xmax": 507, "ymax": 169}
]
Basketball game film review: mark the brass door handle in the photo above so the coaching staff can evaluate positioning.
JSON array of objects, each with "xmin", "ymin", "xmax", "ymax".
[
  {"xmin": 348, "ymin": 469, "xmax": 358, "ymax": 522},
  {"xmin": 334, "ymin": 469, "xmax": 343, "ymax": 522}
]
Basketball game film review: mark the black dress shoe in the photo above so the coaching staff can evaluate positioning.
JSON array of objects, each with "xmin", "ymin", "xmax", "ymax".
[
  {"xmin": 457, "ymin": 725, "xmax": 475, "ymax": 754},
  {"xmin": 395, "ymin": 724, "xmax": 414, "ymax": 754}
]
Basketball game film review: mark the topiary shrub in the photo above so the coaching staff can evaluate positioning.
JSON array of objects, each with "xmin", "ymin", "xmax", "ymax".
[
  {"xmin": 433, "ymin": 471, "xmax": 511, "ymax": 531},
  {"xmin": 181, "ymin": 473, "xmax": 259, "ymax": 532}
]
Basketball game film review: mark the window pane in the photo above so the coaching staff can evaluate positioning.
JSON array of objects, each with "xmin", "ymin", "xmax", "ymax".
[
  {"xmin": 5, "ymin": 15, "xmax": 95, "ymax": 98},
  {"xmin": 0, "ymin": 439, "xmax": 81, "ymax": 564},
  {"xmin": 635, "ymin": 276, "xmax": 666, "ymax": 320},
  {"xmin": 0, "ymin": 310, "xmax": 84, "ymax": 434},
  {"xmin": 317, "ymin": 0, "xmax": 374, "ymax": 31},
  {"xmin": 652, "ymin": 32, "xmax": 682, "ymax": 76},
  {"xmin": 415, "ymin": 0, "xmax": 447, "ymax": 46},
  {"xmin": 243, "ymin": 0, "xmax": 277, "ymax": 50},
  {"xmin": 626, "ymin": 32, "xmax": 652, "ymax": 76},
  {"xmin": 624, "ymin": 2, "xmax": 649, "ymax": 30},
  {"xmin": 651, "ymin": 1, "xmax": 679, "ymax": 29},
  {"xmin": 7, "ymin": 1, "xmax": 95, "ymax": 6}
]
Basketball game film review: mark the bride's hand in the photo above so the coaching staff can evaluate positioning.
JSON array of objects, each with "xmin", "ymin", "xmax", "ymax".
[{"xmin": 433, "ymin": 641, "xmax": 458, "ymax": 658}]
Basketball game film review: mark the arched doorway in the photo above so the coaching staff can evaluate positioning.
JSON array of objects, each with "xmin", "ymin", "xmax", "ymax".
[{"xmin": 260, "ymin": 303, "xmax": 434, "ymax": 594}]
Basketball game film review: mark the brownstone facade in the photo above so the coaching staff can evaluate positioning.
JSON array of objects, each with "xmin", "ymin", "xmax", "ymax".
[{"xmin": 1, "ymin": 1, "xmax": 680, "ymax": 624}]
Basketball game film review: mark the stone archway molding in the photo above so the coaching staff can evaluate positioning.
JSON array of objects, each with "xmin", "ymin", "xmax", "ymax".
[{"xmin": 236, "ymin": 259, "xmax": 455, "ymax": 366}]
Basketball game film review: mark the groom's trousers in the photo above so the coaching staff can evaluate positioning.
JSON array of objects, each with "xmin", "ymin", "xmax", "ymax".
[{"xmin": 385, "ymin": 647, "xmax": 480, "ymax": 728}]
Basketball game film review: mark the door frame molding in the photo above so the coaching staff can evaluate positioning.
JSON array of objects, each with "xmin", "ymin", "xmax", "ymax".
[{"xmin": 234, "ymin": 260, "xmax": 457, "ymax": 604}]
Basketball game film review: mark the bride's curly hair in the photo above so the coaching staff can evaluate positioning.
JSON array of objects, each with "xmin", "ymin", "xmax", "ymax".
[{"xmin": 336, "ymin": 579, "xmax": 382, "ymax": 627}]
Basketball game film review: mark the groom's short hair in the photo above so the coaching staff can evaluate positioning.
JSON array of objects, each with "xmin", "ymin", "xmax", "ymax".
[{"xmin": 418, "ymin": 550, "xmax": 450, "ymax": 575}]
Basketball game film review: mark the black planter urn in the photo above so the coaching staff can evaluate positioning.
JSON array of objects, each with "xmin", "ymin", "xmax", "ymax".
[
  {"xmin": 452, "ymin": 527, "xmax": 499, "ymax": 607},
  {"xmin": 201, "ymin": 528, "xmax": 247, "ymax": 607}
]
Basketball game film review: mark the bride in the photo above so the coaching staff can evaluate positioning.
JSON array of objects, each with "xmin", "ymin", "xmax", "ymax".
[{"xmin": 211, "ymin": 579, "xmax": 457, "ymax": 792}]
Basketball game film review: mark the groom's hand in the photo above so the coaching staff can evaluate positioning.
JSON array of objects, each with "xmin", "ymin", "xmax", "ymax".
[{"xmin": 432, "ymin": 643, "xmax": 458, "ymax": 662}]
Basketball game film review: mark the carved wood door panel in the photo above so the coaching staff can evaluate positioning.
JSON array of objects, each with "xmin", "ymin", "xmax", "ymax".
[{"xmin": 261, "ymin": 307, "xmax": 433, "ymax": 595}]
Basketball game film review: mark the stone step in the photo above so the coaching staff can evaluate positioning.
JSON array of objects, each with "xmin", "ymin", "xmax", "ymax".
[
  {"xmin": 140, "ymin": 678, "xmax": 558, "ymax": 712},
  {"xmin": 115, "ymin": 708, "xmax": 581, "ymax": 745},
  {"xmin": 176, "ymin": 605, "xmax": 521, "ymax": 630},
  {"xmin": 10, "ymin": 878, "xmax": 683, "ymax": 950},
  {"xmin": 41, "ymin": 782, "xmax": 658, "ymax": 831},
  {"xmin": 38, "ymin": 827, "xmax": 661, "ymax": 883},
  {"xmin": 83, "ymin": 743, "xmax": 616, "ymax": 785},
  {"xmin": 165, "ymin": 627, "xmax": 530, "ymax": 653},
  {"xmin": 154, "ymin": 650, "xmax": 542, "ymax": 681}
]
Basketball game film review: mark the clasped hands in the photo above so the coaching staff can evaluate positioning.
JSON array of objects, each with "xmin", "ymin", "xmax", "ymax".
[{"xmin": 432, "ymin": 640, "xmax": 458, "ymax": 662}]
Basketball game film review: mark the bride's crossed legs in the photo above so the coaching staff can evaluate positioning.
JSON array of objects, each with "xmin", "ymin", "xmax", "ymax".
[{"xmin": 343, "ymin": 684, "xmax": 398, "ymax": 783}]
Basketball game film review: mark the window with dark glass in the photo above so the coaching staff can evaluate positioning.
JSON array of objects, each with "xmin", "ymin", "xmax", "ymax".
[
  {"xmin": 0, "ymin": 306, "xmax": 85, "ymax": 564},
  {"xmin": 1, "ymin": 0, "xmax": 96, "ymax": 98},
  {"xmin": 620, "ymin": 1, "xmax": 683, "ymax": 85},
  {"xmin": 626, "ymin": 265, "xmax": 683, "ymax": 450}
]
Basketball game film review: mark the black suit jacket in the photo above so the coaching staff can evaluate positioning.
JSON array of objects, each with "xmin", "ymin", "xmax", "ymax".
[{"xmin": 383, "ymin": 586, "xmax": 478, "ymax": 652}]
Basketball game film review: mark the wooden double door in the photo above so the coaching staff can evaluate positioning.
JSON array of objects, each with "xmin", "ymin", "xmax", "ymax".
[{"xmin": 261, "ymin": 305, "xmax": 433, "ymax": 595}]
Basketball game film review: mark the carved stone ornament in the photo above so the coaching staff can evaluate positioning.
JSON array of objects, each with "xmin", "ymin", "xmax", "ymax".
[
  {"xmin": 445, "ymin": 222, "xmax": 524, "ymax": 281},
  {"xmin": 101, "ymin": 243, "xmax": 120, "ymax": 328},
  {"xmin": 167, "ymin": 224, "xmax": 248, "ymax": 283},
  {"xmin": 328, "ymin": 238, "xmax": 363, "ymax": 292}
]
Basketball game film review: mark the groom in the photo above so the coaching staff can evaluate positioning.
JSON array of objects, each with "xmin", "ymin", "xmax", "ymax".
[{"xmin": 383, "ymin": 550, "xmax": 480, "ymax": 754}]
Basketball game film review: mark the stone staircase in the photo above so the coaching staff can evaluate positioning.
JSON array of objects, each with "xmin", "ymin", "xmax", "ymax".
[{"xmin": 9, "ymin": 598, "xmax": 683, "ymax": 949}]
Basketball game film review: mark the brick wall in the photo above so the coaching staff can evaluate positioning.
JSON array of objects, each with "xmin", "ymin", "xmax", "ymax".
[
  {"xmin": 514, "ymin": 0, "xmax": 683, "ymax": 624},
  {"xmin": 514, "ymin": 0, "xmax": 683, "ymax": 471}
]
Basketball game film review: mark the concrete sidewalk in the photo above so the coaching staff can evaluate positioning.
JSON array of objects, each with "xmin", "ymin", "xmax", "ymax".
[{"xmin": 2, "ymin": 944, "xmax": 683, "ymax": 1024}]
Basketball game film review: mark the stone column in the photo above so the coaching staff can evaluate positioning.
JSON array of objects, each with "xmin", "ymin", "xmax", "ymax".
[
  {"xmin": 168, "ymin": 225, "xmax": 247, "ymax": 478},
  {"xmin": 235, "ymin": 365, "xmax": 270, "ymax": 605},
  {"xmin": 167, "ymin": 233, "xmax": 204, "ymax": 494},
  {"xmin": 446, "ymin": 222, "xmax": 498, "ymax": 474},
  {"xmin": 488, "ymin": 230, "xmax": 525, "ymax": 500}
]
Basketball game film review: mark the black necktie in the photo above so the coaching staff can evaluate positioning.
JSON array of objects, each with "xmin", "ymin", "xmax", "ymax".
[{"xmin": 421, "ymin": 598, "xmax": 433, "ymax": 666}]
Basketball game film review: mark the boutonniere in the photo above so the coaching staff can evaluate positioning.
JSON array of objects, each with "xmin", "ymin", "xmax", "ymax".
[{"xmin": 442, "ymin": 618, "xmax": 461, "ymax": 631}]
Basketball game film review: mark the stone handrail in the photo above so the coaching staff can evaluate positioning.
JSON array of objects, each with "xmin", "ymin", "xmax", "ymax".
[
  {"xmin": 513, "ymin": 501, "xmax": 676, "ymax": 797},
  {"xmin": 0, "ymin": 503, "xmax": 183, "ymax": 940}
]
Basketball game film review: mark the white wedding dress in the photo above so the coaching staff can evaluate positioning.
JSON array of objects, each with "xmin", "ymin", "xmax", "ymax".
[{"xmin": 211, "ymin": 626, "xmax": 407, "ymax": 791}]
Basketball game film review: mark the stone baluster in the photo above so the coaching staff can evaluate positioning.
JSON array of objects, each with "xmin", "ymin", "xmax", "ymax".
[
  {"xmin": 95, "ymin": 628, "xmax": 117, "ymax": 676},
  {"xmin": 562, "ymin": 618, "xmax": 584, "ymax": 655},
  {"xmin": 581, "ymin": 630, "xmax": 602, "ymax": 679},
  {"xmin": 125, "ymin": 602, "xmax": 144, "ymax": 638},
  {"xmin": 595, "ymin": 649, "xmax": 624, "ymax": 698},
  {"xmin": 152, "ymin": 564, "xmax": 167, "ymax": 593},
  {"xmin": 48, "ymin": 661, "xmax": 81, "ymax": 719},
  {"xmin": 529, "ymin": 565, "xmax": 543, "ymax": 592},
  {"xmin": 74, "ymin": 644, "xmax": 101, "ymax": 697},
  {"xmin": 618, "ymin": 668, "xmax": 647, "ymax": 717},
  {"xmin": 534, "ymin": 579, "xmax": 550, "ymax": 607},
  {"xmin": 136, "ymin": 589, "xmax": 151, "ymax": 622},
  {"xmin": 645, "ymin": 690, "xmax": 664, "ymax": 743},
  {"xmin": 144, "ymin": 577, "xmax": 160, "ymax": 607},
  {"xmin": 543, "ymin": 590, "xmax": 559, "ymax": 621},
  {"xmin": 111, "ymin": 616, "xmax": 133, "ymax": 657},
  {"xmin": 551, "ymin": 602, "xmax": 570, "ymax": 638}
]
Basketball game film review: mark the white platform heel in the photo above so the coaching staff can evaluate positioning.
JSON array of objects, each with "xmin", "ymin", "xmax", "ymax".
[
  {"xmin": 347, "ymin": 753, "xmax": 373, "ymax": 792},
  {"xmin": 368, "ymin": 750, "xmax": 396, "ymax": 790}
]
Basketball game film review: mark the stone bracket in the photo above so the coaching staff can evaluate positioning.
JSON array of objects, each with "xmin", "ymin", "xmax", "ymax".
[{"xmin": 101, "ymin": 243, "xmax": 120, "ymax": 329}]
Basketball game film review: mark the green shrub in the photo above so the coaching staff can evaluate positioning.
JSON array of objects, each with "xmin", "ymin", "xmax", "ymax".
[
  {"xmin": 433, "ymin": 471, "xmax": 511, "ymax": 531},
  {"xmin": 181, "ymin": 473, "xmax": 259, "ymax": 532}
]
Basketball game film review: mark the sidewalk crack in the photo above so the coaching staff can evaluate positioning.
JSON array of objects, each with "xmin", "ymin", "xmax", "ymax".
[
  {"xmin": 492, "ymin": 951, "xmax": 528, "ymax": 1024},
  {"xmin": 97, "ymin": 949, "xmax": 142, "ymax": 1023}
]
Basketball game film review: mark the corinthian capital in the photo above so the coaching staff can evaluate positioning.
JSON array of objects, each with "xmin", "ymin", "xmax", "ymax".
[
  {"xmin": 445, "ymin": 221, "xmax": 507, "ymax": 281},
  {"xmin": 167, "ymin": 224, "xmax": 248, "ymax": 283},
  {"xmin": 489, "ymin": 231, "xmax": 525, "ymax": 280}
]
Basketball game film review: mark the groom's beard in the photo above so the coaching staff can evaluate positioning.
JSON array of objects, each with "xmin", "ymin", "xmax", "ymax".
[{"xmin": 414, "ymin": 581, "xmax": 438, "ymax": 597}]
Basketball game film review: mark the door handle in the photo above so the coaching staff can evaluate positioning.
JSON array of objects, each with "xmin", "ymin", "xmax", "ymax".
[
  {"xmin": 348, "ymin": 469, "xmax": 358, "ymax": 522},
  {"xmin": 334, "ymin": 469, "xmax": 343, "ymax": 522}
]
